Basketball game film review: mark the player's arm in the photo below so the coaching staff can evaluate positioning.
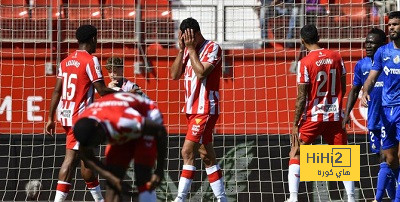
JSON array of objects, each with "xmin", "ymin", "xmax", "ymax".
[
  {"xmin": 171, "ymin": 30, "xmax": 185, "ymax": 80},
  {"xmin": 291, "ymin": 83, "xmax": 308, "ymax": 146},
  {"xmin": 183, "ymin": 29, "xmax": 216, "ymax": 80},
  {"xmin": 293, "ymin": 84, "xmax": 308, "ymax": 127},
  {"xmin": 93, "ymin": 80, "xmax": 117, "ymax": 96},
  {"xmin": 79, "ymin": 146, "xmax": 126, "ymax": 192},
  {"xmin": 342, "ymin": 85, "xmax": 361, "ymax": 129},
  {"xmin": 361, "ymin": 70, "xmax": 381, "ymax": 107},
  {"xmin": 45, "ymin": 78, "xmax": 63, "ymax": 136},
  {"xmin": 142, "ymin": 119, "xmax": 167, "ymax": 189}
]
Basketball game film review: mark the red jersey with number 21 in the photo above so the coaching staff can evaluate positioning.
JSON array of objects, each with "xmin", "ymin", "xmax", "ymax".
[
  {"xmin": 57, "ymin": 50, "xmax": 104, "ymax": 126},
  {"xmin": 297, "ymin": 48, "xmax": 346, "ymax": 122}
]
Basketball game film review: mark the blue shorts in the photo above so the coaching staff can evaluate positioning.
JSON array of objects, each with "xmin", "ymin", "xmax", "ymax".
[
  {"xmin": 368, "ymin": 129, "xmax": 381, "ymax": 154},
  {"xmin": 380, "ymin": 106, "xmax": 400, "ymax": 150}
]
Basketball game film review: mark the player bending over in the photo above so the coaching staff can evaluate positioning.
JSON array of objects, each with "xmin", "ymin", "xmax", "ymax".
[
  {"xmin": 286, "ymin": 24, "xmax": 354, "ymax": 202},
  {"xmin": 73, "ymin": 92, "xmax": 167, "ymax": 202}
]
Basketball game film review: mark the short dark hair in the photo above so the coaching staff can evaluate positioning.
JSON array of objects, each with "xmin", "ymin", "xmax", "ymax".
[
  {"xmin": 300, "ymin": 24, "xmax": 319, "ymax": 44},
  {"xmin": 73, "ymin": 118, "xmax": 100, "ymax": 147},
  {"xmin": 76, "ymin": 25, "xmax": 97, "ymax": 44},
  {"xmin": 389, "ymin": 11, "xmax": 400, "ymax": 20},
  {"xmin": 105, "ymin": 57, "xmax": 124, "ymax": 72},
  {"xmin": 180, "ymin": 17, "xmax": 200, "ymax": 33},
  {"xmin": 368, "ymin": 28, "xmax": 386, "ymax": 44}
]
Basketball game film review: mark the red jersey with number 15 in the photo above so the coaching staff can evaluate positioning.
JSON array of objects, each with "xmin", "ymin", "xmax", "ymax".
[
  {"xmin": 182, "ymin": 40, "xmax": 222, "ymax": 115},
  {"xmin": 296, "ymin": 48, "xmax": 346, "ymax": 122},
  {"xmin": 57, "ymin": 50, "xmax": 104, "ymax": 126}
]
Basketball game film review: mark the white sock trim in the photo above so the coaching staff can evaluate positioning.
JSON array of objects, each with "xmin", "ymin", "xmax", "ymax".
[
  {"xmin": 206, "ymin": 165, "xmax": 220, "ymax": 175},
  {"xmin": 57, "ymin": 181, "xmax": 71, "ymax": 185},
  {"xmin": 182, "ymin": 165, "xmax": 196, "ymax": 171}
]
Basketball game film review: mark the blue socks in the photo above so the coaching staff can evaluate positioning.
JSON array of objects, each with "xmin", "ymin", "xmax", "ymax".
[{"xmin": 376, "ymin": 163, "xmax": 397, "ymax": 201}]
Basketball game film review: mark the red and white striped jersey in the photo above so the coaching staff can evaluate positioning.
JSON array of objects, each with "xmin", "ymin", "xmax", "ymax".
[
  {"xmin": 76, "ymin": 92, "xmax": 163, "ymax": 145},
  {"xmin": 182, "ymin": 40, "xmax": 222, "ymax": 115},
  {"xmin": 296, "ymin": 48, "xmax": 346, "ymax": 122},
  {"xmin": 57, "ymin": 50, "xmax": 104, "ymax": 126}
]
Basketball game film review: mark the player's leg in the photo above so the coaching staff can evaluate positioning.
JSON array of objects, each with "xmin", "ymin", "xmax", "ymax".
[
  {"xmin": 199, "ymin": 143, "xmax": 227, "ymax": 202},
  {"xmin": 133, "ymin": 136, "xmax": 158, "ymax": 202},
  {"xmin": 374, "ymin": 126, "xmax": 398, "ymax": 202},
  {"xmin": 104, "ymin": 141, "xmax": 135, "ymax": 202},
  {"xmin": 174, "ymin": 139, "xmax": 201, "ymax": 202},
  {"xmin": 80, "ymin": 160, "xmax": 104, "ymax": 202},
  {"xmin": 326, "ymin": 122, "xmax": 354, "ymax": 202},
  {"xmin": 286, "ymin": 121, "xmax": 319, "ymax": 202},
  {"xmin": 54, "ymin": 126, "xmax": 80, "ymax": 202},
  {"xmin": 174, "ymin": 114, "xmax": 203, "ymax": 202},
  {"xmin": 134, "ymin": 164, "xmax": 156, "ymax": 202},
  {"xmin": 55, "ymin": 149, "xmax": 79, "ymax": 202},
  {"xmin": 197, "ymin": 114, "xmax": 227, "ymax": 201}
]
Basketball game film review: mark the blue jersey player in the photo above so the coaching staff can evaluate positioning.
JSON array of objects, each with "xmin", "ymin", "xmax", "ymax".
[
  {"xmin": 343, "ymin": 28, "xmax": 394, "ymax": 202},
  {"xmin": 362, "ymin": 11, "xmax": 400, "ymax": 202}
]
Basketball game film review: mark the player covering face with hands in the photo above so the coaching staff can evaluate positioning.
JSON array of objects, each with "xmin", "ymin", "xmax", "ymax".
[{"xmin": 73, "ymin": 92, "xmax": 167, "ymax": 202}]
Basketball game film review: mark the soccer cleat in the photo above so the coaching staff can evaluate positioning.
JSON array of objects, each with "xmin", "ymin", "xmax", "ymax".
[{"xmin": 284, "ymin": 199, "xmax": 297, "ymax": 202}]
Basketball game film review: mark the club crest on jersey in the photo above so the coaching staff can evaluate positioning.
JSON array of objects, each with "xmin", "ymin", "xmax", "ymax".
[{"xmin": 394, "ymin": 55, "xmax": 400, "ymax": 64}]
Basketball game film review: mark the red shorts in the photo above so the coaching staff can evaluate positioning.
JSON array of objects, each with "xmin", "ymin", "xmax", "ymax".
[
  {"xmin": 63, "ymin": 126, "xmax": 79, "ymax": 150},
  {"xmin": 299, "ymin": 121, "xmax": 347, "ymax": 145},
  {"xmin": 105, "ymin": 135, "xmax": 157, "ymax": 169},
  {"xmin": 185, "ymin": 114, "xmax": 219, "ymax": 145}
]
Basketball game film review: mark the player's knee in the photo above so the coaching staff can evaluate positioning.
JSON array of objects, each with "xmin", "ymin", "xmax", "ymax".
[
  {"xmin": 289, "ymin": 147, "xmax": 299, "ymax": 158},
  {"xmin": 200, "ymin": 153, "xmax": 215, "ymax": 167},
  {"xmin": 181, "ymin": 147, "xmax": 195, "ymax": 160}
]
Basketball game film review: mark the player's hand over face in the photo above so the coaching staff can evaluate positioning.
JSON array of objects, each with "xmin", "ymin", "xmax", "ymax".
[
  {"xmin": 45, "ymin": 121, "xmax": 55, "ymax": 137},
  {"xmin": 178, "ymin": 30, "xmax": 185, "ymax": 51},
  {"xmin": 183, "ymin": 29, "xmax": 197, "ymax": 50},
  {"xmin": 146, "ymin": 174, "xmax": 162, "ymax": 190},
  {"xmin": 361, "ymin": 92, "xmax": 370, "ymax": 108}
]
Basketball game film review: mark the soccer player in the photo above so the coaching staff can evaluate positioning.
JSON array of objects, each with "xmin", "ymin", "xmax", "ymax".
[
  {"xmin": 362, "ymin": 11, "xmax": 400, "ymax": 201},
  {"xmin": 342, "ymin": 28, "xmax": 395, "ymax": 201},
  {"xmin": 105, "ymin": 56, "xmax": 148, "ymax": 98},
  {"xmin": 73, "ymin": 92, "xmax": 167, "ymax": 202},
  {"xmin": 45, "ymin": 25, "xmax": 115, "ymax": 202},
  {"xmin": 170, "ymin": 17, "xmax": 227, "ymax": 202},
  {"xmin": 286, "ymin": 24, "xmax": 355, "ymax": 202}
]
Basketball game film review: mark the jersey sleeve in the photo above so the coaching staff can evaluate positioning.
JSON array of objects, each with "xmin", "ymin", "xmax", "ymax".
[
  {"xmin": 202, "ymin": 43, "xmax": 222, "ymax": 67},
  {"xmin": 296, "ymin": 60, "xmax": 309, "ymax": 84},
  {"xmin": 86, "ymin": 56, "xmax": 104, "ymax": 83},
  {"xmin": 371, "ymin": 47, "xmax": 383, "ymax": 72},
  {"xmin": 352, "ymin": 60, "xmax": 362, "ymax": 86}
]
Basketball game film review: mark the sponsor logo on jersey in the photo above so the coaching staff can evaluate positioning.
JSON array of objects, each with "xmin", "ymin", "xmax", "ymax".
[
  {"xmin": 315, "ymin": 58, "xmax": 333, "ymax": 66},
  {"xmin": 383, "ymin": 57, "xmax": 391, "ymax": 61},
  {"xmin": 59, "ymin": 109, "xmax": 72, "ymax": 118},
  {"xmin": 195, "ymin": 118, "xmax": 202, "ymax": 124},
  {"xmin": 191, "ymin": 124, "xmax": 201, "ymax": 136},
  {"xmin": 383, "ymin": 66, "xmax": 400, "ymax": 75},
  {"xmin": 374, "ymin": 81, "xmax": 383, "ymax": 87},
  {"xmin": 394, "ymin": 55, "xmax": 400, "ymax": 64},
  {"xmin": 66, "ymin": 60, "xmax": 80, "ymax": 68},
  {"xmin": 315, "ymin": 104, "xmax": 338, "ymax": 114},
  {"xmin": 362, "ymin": 71, "xmax": 369, "ymax": 75},
  {"xmin": 318, "ymin": 51, "xmax": 326, "ymax": 57}
]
